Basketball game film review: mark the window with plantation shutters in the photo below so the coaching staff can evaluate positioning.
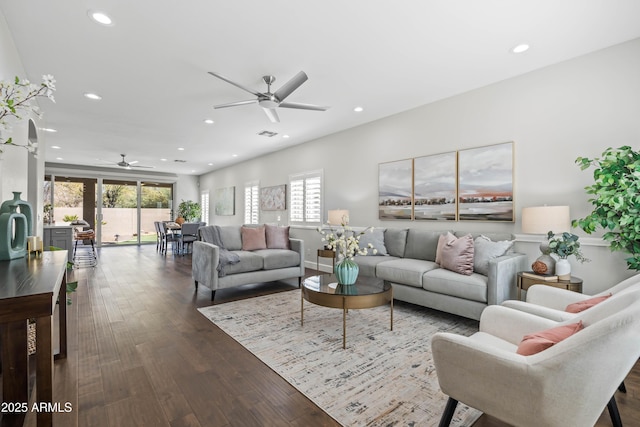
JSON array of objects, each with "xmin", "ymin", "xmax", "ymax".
[
  {"xmin": 244, "ymin": 181, "xmax": 259, "ymax": 224},
  {"xmin": 200, "ymin": 190, "xmax": 209, "ymax": 224},
  {"xmin": 289, "ymin": 170, "xmax": 323, "ymax": 225}
]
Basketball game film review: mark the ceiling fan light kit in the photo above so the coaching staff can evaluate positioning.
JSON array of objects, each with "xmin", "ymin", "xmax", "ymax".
[{"xmin": 208, "ymin": 70, "xmax": 329, "ymax": 123}]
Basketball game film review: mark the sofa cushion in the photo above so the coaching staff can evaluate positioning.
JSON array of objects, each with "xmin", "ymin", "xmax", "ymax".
[
  {"xmin": 455, "ymin": 231, "xmax": 515, "ymax": 244},
  {"xmin": 516, "ymin": 321, "xmax": 584, "ymax": 356},
  {"xmin": 253, "ymin": 249, "xmax": 300, "ymax": 270},
  {"xmin": 384, "ymin": 228, "xmax": 408, "ymax": 258},
  {"xmin": 242, "ymin": 225, "xmax": 267, "ymax": 251},
  {"xmin": 435, "ymin": 232, "xmax": 456, "ymax": 265},
  {"xmin": 423, "ymin": 268, "xmax": 488, "ymax": 303},
  {"xmin": 358, "ymin": 227, "xmax": 388, "ymax": 256},
  {"xmin": 218, "ymin": 226, "xmax": 243, "ymax": 250},
  {"xmin": 222, "ymin": 251, "xmax": 264, "ymax": 275},
  {"xmin": 473, "ymin": 235, "xmax": 514, "ymax": 275},
  {"xmin": 353, "ymin": 255, "xmax": 400, "ymax": 277},
  {"xmin": 404, "ymin": 229, "xmax": 444, "ymax": 261},
  {"xmin": 265, "ymin": 224, "xmax": 290, "ymax": 249},
  {"xmin": 376, "ymin": 258, "xmax": 439, "ymax": 288},
  {"xmin": 439, "ymin": 233, "xmax": 474, "ymax": 275}
]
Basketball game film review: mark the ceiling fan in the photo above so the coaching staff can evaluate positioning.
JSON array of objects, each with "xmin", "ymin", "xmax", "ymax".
[
  {"xmin": 208, "ymin": 70, "xmax": 329, "ymax": 123},
  {"xmin": 98, "ymin": 154, "xmax": 155, "ymax": 169}
]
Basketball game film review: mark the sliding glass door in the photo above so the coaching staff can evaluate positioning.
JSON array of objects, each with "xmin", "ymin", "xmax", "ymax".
[{"xmin": 45, "ymin": 175, "xmax": 174, "ymax": 247}]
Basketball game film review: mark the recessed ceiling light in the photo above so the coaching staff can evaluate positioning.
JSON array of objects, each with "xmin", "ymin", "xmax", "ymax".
[
  {"xmin": 160, "ymin": 158, "xmax": 167, "ymax": 161},
  {"xmin": 232, "ymin": 154, "xmax": 238, "ymax": 157},
  {"xmin": 204, "ymin": 119, "xmax": 214, "ymax": 124},
  {"xmin": 354, "ymin": 106, "xmax": 364, "ymax": 112},
  {"xmin": 191, "ymin": 170, "xmax": 196, "ymax": 173},
  {"xmin": 89, "ymin": 11, "xmax": 113, "ymax": 26},
  {"xmin": 41, "ymin": 128, "xmax": 57, "ymax": 133},
  {"xmin": 282, "ymin": 134, "xmax": 290, "ymax": 139},
  {"xmin": 56, "ymin": 157, "xmax": 63, "ymax": 160},
  {"xmin": 51, "ymin": 145, "xmax": 61, "ymax": 149},
  {"xmin": 511, "ymin": 43, "xmax": 530, "ymax": 54},
  {"xmin": 84, "ymin": 92, "xmax": 102, "ymax": 100},
  {"xmin": 208, "ymin": 163, "xmax": 213, "ymax": 166},
  {"xmin": 178, "ymin": 147, "xmax": 185, "ymax": 151}
]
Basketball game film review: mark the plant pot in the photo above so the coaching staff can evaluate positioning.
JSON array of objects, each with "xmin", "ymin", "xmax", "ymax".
[
  {"xmin": 556, "ymin": 258, "xmax": 571, "ymax": 280},
  {"xmin": 334, "ymin": 259, "xmax": 359, "ymax": 285}
]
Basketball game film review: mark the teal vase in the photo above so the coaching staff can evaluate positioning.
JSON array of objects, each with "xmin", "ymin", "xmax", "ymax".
[
  {"xmin": 0, "ymin": 191, "xmax": 33, "ymax": 236},
  {"xmin": 334, "ymin": 258, "xmax": 359, "ymax": 285},
  {"xmin": 0, "ymin": 205, "xmax": 28, "ymax": 260}
]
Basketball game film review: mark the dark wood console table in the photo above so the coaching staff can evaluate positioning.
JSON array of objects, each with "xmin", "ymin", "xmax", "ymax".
[{"xmin": 0, "ymin": 251, "xmax": 68, "ymax": 427}]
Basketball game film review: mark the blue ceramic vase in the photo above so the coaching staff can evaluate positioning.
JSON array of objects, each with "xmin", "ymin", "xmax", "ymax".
[{"xmin": 334, "ymin": 258, "xmax": 359, "ymax": 285}]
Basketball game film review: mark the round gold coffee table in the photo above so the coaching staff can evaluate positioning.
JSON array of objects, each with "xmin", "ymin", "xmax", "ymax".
[{"xmin": 301, "ymin": 274, "xmax": 393, "ymax": 349}]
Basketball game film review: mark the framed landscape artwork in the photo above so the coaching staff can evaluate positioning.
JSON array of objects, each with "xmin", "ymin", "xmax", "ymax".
[
  {"xmin": 414, "ymin": 151, "xmax": 457, "ymax": 221},
  {"xmin": 260, "ymin": 185, "xmax": 286, "ymax": 211},
  {"xmin": 214, "ymin": 186, "xmax": 235, "ymax": 216},
  {"xmin": 457, "ymin": 142, "xmax": 514, "ymax": 221},
  {"xmin": 378, "ymin": 158, "xmax": 413, "ymax": 220}
]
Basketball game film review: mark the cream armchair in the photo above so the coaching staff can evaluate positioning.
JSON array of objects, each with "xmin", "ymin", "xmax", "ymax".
[
  {"xmin": 431, "ymin": 289, "xmax": 640, "ymax": 427},
  {"xmin": 501, "ymin": 272, "xmax": 640, "ymax": 322}
]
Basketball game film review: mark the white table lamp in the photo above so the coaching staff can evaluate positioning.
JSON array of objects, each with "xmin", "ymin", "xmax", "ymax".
[{"xmin": 522, "ymin": 206, "xmax": 570, "ymax": 274}]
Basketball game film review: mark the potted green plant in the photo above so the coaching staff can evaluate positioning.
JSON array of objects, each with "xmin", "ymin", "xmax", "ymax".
[
  {"xmin": 574, "ymin": 146, "xmax": 640, "ymax": 270},
  {"xmin": 546, "ymin": 232, "xmax": 589, "ymax": 280},
  {"xmin": 177, "ymin": 199, "xmax": 201, "ymax": 223}
]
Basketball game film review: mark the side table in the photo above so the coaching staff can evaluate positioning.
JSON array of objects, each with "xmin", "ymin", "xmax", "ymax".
[
  {"xmin": 317, "ymin": 248, "xmax": 336, "ymax": 272},
  {"xmin": 517, "ymin": 272, "xmax": 583, "ymax": 300}
]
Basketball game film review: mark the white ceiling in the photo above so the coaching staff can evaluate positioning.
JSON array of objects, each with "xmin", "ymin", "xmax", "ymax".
[{"xmin": 2, "ymin": 1, "xmax": 640, "ymax": 175}]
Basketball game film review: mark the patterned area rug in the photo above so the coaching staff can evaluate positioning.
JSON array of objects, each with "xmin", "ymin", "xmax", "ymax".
[{"xmin": 198, "ymin": 289, "xmax": 482, "ymax": 426}]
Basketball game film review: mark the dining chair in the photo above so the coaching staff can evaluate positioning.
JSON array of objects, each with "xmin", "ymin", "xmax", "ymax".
[
  {"xmin": 154, "ymin": 221, "xmax": 163, "ymax": 252},
  {"xmin": 179, "ymin": 222, "xmax": 200, "ymax": 255},
  {"xmin": 161, "ymin": 221, "xmax": 179, "ymax": 255}
]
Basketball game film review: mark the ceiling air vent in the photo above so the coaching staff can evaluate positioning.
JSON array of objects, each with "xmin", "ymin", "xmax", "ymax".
[
  {"xmin": 258, "ymin": 130, "xmax": 278, "ymax": 137},
  {"xmin": 174, "ymin": 159, "xmax": 187, "ymax": 163}
]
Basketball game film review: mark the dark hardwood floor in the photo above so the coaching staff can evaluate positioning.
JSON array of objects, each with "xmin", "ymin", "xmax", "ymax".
[{"xmin": 14, "ymin": 245, "xmax": 640, "ymax": 426}]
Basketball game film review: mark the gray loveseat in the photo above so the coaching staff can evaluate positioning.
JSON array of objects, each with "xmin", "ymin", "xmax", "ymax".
[
  {"xmin": 192, "ymin": 225, "xmax": 305, "ymax": 301},
  {"xmin": 353, "ymin": 228, "xmax": 528, "ymax": 320}
]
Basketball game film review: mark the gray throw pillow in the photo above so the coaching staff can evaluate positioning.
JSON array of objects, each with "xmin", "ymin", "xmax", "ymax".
[
  {"xmin": 473, "ymin": 235, "xmax": 514, "ymax": 275},
  {"xmin": 358, "ymin": 228, "xmax": 388, "ymax": 256}
]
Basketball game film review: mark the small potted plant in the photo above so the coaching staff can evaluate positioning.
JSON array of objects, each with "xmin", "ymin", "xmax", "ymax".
[{"xmin": 546, "ymin": 231, "xmax": 590, "ymax": 279}]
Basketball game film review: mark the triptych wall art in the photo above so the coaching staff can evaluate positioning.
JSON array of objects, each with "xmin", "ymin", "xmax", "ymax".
[{"xmin": 378, "ymin": 141, "xmax": 514, "ymax": 222}]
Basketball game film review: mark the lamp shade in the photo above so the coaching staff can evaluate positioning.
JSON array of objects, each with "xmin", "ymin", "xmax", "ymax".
[
  {"xmin": 328, "ymin": 209, "xmax": 349, "ymax": 225},
  {"xmin": 521, "ymin": 206, "xmax": 570, "ymax": 234}
]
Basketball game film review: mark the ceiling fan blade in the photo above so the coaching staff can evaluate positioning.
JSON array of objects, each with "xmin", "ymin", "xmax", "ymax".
[
  {"xmin": 278, "ymin": 102, "xmax": 329, "ymax": 111},
  {"xmin": 213, "ymin": 99, "xmax": 258, "ymax": 109},
  {"xmin": 130, "ymin": 165, "xmax": 155, "ymax": 169},
  {"xmin": 274, "ymin": 71, "xmax": 308, "ymax": 102},
  {"xmin": 262, "ymin": 107, "xmax": 280, "ymax": 123},
  {"xmin": 129, "ymin": 160, "xmax": 139, "ymax": 164},
  {"xmin": 208, "ymin": 71, "xmax": 263, "ymax": 97}
]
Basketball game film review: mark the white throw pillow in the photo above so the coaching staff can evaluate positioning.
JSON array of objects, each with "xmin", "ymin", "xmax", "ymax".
[{"xmin": 473, "ymin": 235, "xmax": 514, "ymax": 275}]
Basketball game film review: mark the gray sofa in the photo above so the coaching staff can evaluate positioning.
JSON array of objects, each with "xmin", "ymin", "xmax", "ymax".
[
  {"xmin": 192, "ymin": 225, "xmax": 304, "ymax": 301},
  {"xmin": 353, "ymin": 228, "xmax": 528, "ymax": 320}
]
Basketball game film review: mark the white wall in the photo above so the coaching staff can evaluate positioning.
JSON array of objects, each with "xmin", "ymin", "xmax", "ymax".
[
  {"xmin": 0, "ymin": 10, "xmax": 46, "ymax": 237},
  {"xmin": 199, "ymin": 38, "xmax": 640, "ymax": 294}
]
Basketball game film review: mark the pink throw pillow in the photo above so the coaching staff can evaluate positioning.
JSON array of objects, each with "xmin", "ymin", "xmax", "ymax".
[
  {"xmin": 516, "ymin": 321, "xmax": 583, "ymax": 356},
  {"xmin": 241, "ymin": 225, "xmax": 267, "ymax": 251},
  {"xmin": 265, "ymin": 225, "xmax": 290, "ymax": 249},
  {"xmin": 438, "ymin": 233, "xmax": 474, "ymax": 276},
  {"xmin": 436, "ymin": 232, "xmax": 456, "ymax": 265},
  {"xmin": 565, "ymin": 293, "xmax": 612, "ymax": 313}
]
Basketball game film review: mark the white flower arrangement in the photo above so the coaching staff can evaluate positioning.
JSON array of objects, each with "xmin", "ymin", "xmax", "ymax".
[
  {"xmin": 0, "ymin": 74, "xmax": 56, "ymax": 155},
  {"xmin": 317, "ymin": 222, "xmax": 377, "ymax": 261}
]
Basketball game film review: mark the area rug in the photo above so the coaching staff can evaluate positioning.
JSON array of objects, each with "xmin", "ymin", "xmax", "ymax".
[{"xmin": 198, "ymin": 289, "xmax": 482, "ymax": 426}]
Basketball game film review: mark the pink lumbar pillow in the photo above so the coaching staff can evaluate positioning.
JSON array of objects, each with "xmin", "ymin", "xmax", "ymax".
[
  {"xmin": 241, "ymin": 225, "xmax": 267, "ymax": 251},
  {"xmin": 565, "ymin": 293, "xmax": 612, "ymax": 313},
  {"xmin": 265, "ymin": 224, "xmax": 290, "ymax": 249},
  {"xmin": 516, "ymin": 321, "xmax": 583, "ymax": 356}
]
